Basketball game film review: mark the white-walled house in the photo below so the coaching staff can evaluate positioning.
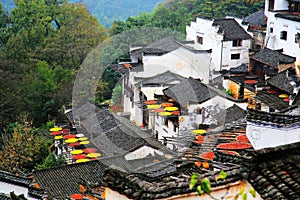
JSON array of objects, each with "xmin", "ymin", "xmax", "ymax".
[
  {"xmin": 131, "ymin": 37, "xmax": 213, "ymax": 84},
  {"xmin": 186, "ymin": 17, "xmax": 252, "ymax": 71},
  {"xmin": 264, "ymin": 0, "xmax": 300, "ymax": 67}
]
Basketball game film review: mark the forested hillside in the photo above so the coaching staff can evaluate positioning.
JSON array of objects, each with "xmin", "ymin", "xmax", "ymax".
[
  {"xmin": 0, "ymin": 0, "xmax": 164, "ymax": 27},
  {"xmin": 110, "ymin": 0, "xmax": 264, "ymax": 34}
]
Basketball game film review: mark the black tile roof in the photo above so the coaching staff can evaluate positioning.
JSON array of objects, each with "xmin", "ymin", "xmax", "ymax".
[
  {"xmin": 245, "ymin": 142, "xmax": 300, "ymax": 199},
  {"xmin": 247, "ymin": 107, "xmax": 300, "ymax": 127},
  {"xmin": 163, "ymin": 78, "xmax": 217, "ymax": 106},
  {"xmin": 229, "ymin": 64, "xmax": 249, "ymax": 74},
  {"xmin": 79, "ymin": 106, "xmax": 170, "ymax": 158},
  {"xmin": 222, "ymin": 104, "xmax": 247, "ymax": 124},
  {"xmin": 0, "ymin": 170, "xmax": 45, "ymax": 199},
  {"xmin": 0, "ymin": 170, "xmax": 32, "ymax": 187},
  {"xmin": 33, "ymin": 160, "xmax": 106, "ymax": 199},
  {"xmin": 134, "ymin": 70, "xmax": 186, "ymax": 87},
  {"xmin": 242, "ymin": 9, "xmax": 267, "ymax": 27},
  {"xmin": 275, "ymin": 13, "xmax": 300, "ymax": 22},
  {"xmin": 0, "ymin": 194, "xmax": 10, "ymax": 200},
  {"xmin": 103, "ymin": 161, "xmax": 242, "ymax": 199},
  {"xmin": 131, "ymin": 37, "xmax": 210, "ymax": 59},
  {"xmin": 254, "ymin": 90, "xmax": 290, "ymax": 111},
  {"xmin": 250, "ymin": 48, "xmax": 296, "ymax": 69},
  {"xmin": 266, "ymin": 71, "xmax": 294, "ymax": 94},
  {"xmin": 212, "ymin": 18, "xmax": 252, "ymax": 41}
]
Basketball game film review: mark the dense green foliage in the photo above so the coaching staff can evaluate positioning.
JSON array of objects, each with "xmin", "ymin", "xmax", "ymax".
[
  {"xmin": 110, "ymin": 0, "xmax": 264, "ymax": 34},
  {"xmin": 0, "ymin": 0, "xmax": 164, "ymax": 27},
  {"xmin": 0, "ymin": 118, "xmax": 52, "ymax": 173},
  {"xmin": 0, "ymin": 0, "xmax": 107, "ymax": 129}
]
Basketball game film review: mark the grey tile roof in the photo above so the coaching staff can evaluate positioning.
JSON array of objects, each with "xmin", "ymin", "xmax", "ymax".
[
  {"xmin": 163, "ymin": 78, "xmax": 217, "ymax": 106},
  {"xmin": 254, "ymin": 90, "xmax": 290, "ymax": 111},
  {"xmin": 247, "ymin": 107, "xmax": 300, "ymax": 127},
  {"xmin": 0, "ymin": 170, "xmax": 32, "ymax": 187},
  {"xmin": 275, "ymin": 13, "xmax": 300, "ymax": 22},
  {"xmin": 229, "ymin": 64, "xmax": 249, "ymax": 74},
  {"xmin": 250, "ymin": 48, "xmax": 296, "ymax": 69},
  {"xmin": 33, "ymin": 161, "xmax": 106, "ymax": 199},
  {"xmin": 78, "ymin": 106, "xmax": 170, "ymax": 158},
  {"xmin": 103, "ymin": 161, "xmax": 242, "ymax": 199},
  {"xmin": 242, "ymin": 9, "xmax": 267, "ymax": 27},
  {"xmin": 131, "ymin": 37, "xmax": 210, "ymax": 59},
  {"xmin": 214, "ymin": 142, "xmax": 300, "ymax": 199},
  {"xmin": 134, "ymin": 70, "xmax": 186, "ymax": 86},
  {"xmin": 0, "ymin": 170, "xmax": 45, "ymax": 199},
  {"xmin": 212, "ymin": 18, "xmax": 252, "ymax": 41},
  {"xmin": 266, "ymin": 71, "xmax": 294, "ymax": 94},
  {"xmin": 222, "ymin": 104, "xmax": 247, "ymax": 124}
]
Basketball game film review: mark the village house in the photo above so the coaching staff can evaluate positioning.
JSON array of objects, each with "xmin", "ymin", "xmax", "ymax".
[
  {"xmin": 225, "ymin": 47, "xmax": 298, "ymax": 112},
  {"xmin": 130, "ymin": 37, "xmax": 213, "ymax": 83},
  {"xmin": 186, "ymin": 17, "xmax": 252, "ymax": 72},
  {"xmin": 264, "ymin": 0, "xmax": 300, "ymax": 67},
  {"xmin": 241, "ymin": 9, "xmax": 267, "ymax": 50}
]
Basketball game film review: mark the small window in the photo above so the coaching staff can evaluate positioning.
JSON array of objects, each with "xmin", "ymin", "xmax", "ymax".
[
  {"xmin": 295, "ymin": 33, "xmax": 300, "ymax": 43},
  {"xmin": 232, "ymin": 39, "xmax": 242, "ymax": 47},
  {"xmin": 269, "ymin": 0, "xmax": 274, "ymax": 10},
  {"xmin": 197, "ymin": 36, "xmax": 203, "ymax": 44},
  {"xmin": 270, "ymin": 27, "xmax": 273, "ymax": 33},
  {"xmin": 231, "ymin": 53, "xmax": 240, "ymax": 60},
  {"xmin": 280, "ymin": 31, "xmax": 287, "ymax": 40}
]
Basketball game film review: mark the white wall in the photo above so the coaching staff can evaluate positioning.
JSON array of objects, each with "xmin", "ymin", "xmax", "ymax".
[
  {"xmin": 124, "ymin": 146, "xmax": 163, "ymax": 160},
  {"xmin": 186, "ymin": 17, "xmax": 250, "ymax": 72},
  {"xmin": 246, "ymin": 122, "xmax": 300, "ymax": 150},
  {"xmin": 142, "ymin": 47, "xmax": 212, "ymax": 83},
  {"xmin": 141, "ymin": 86, "xmax": 167, "ymax": 99},
  {"xmin": 265, "ymin": 0, "xmax": 300, "ymax": 66}
]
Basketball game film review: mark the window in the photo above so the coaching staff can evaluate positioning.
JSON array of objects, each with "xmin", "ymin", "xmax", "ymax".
[
  {"xmin": 295, "ymin": 33, "xmax": 300, "ymax": 43},
  {"xmin": 231, "ymin": 53, "xmax": 240, "ymax": 60},
  {"xmin": 280, "ymin": 31, "xmax": 287, "ymax": 40},
  {"xmin": 270, "ymin": 27, "xmax": 273, "ymax": 33},
  {"xmin": 197, "ymin": 36, "xmax": 203, "ymax": 44},
  {"xmin": 232, "ymin": 39, "xmax": 242, "ymax": 47},
  {"xmin": 268, "ymin": 0, "xmax": 274, "ymax": 10}
]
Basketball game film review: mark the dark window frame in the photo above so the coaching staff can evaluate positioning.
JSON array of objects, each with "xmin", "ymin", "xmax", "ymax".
[
  {"xmin": 197, "ymin": 36, "xmax": 203, "ymax": 44},
  {"xmin": 231, "ymin": 53, "xmax": 240, "ymax": 60},
  {"xmin": 232, "ymin": 39, "xmax": 242, "ymax": 47},
  {"xmin": 280, "ymin": 31, "xmax": 287, "ymax": 40}
]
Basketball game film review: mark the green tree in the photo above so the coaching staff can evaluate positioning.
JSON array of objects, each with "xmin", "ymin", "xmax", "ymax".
[
  {"xmin": 41, "ymin": 2, "xmax": 107, "ymax": 69},
  {"xmin": 0, "ymin": 117, "xmax": 51, "ymax": 173}
]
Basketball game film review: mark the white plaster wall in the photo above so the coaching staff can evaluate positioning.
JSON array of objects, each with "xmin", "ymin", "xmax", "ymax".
[
  {"xmin": 222, "ymin": 40, "xmax": 251, "ymax": 70},
  {"xmin": 124, "ymin": 146, "xmax": 163, "ymax": 160},
  {"xmin": 266, "ymin": 17, "xmax": 300, "ymax": 65},
  {"xmin": 141, "ymin": 86, "xmax": 167, "ymax": 99},
  {"xmin": 187, "ymin": 17, "xmax": 250, "ymax": 72},
  {"xmin": 0, "ymin": 182, "xmax": 38, "ymax": 200},
  {"xmin": 133, "ymin": 87, "xmax": 143, "ymax": 126},
  {"xmin": 142, "ymin": 48, "xmax": 212, "ymax": 83},
  {"xmin": 154, "ymin": 115, "xmax": 179, "ymax": 147},
  {"xmin": 246, "ymin": 122, "xmax": 300, "ymax": 150},
  {"xmin": 274, "ymin": 0, "xmax": 289, "ymax": 11},
  {"xmin": 187, "ymin": 17, "xmax": 221, "ymax": 72},
  {"xmin": 105, "ymin": 188, "xmax": 130, "ymax": 200},
  {"xmin": 188, "ymin": 96, "xmax": 247, "ymax": 114}
]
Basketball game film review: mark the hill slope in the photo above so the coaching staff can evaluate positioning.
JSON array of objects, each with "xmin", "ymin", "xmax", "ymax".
[{"xmin": 0, "ymin": 0, "xmax": 164, "ymax": 27}]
